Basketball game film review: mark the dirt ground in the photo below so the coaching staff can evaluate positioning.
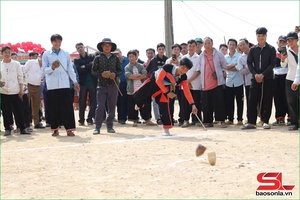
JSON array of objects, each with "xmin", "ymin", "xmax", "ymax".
[{"xmin": 1, "ymin": 104, "xmax": 299, "ymax": 199}]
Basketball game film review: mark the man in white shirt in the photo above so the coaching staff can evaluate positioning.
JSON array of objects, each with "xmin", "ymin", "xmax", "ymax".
[
  {"xmin": 181, "ymin": 39, "xmax": 201, "ymax": 127},
  {"xmin": 25, "ymin": 52, "xmax": 45, "ymax": 129}
]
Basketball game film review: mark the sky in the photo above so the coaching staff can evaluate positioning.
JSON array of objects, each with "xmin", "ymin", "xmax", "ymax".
[{"xmin": 1, "ymin": 0, "xmax": 299, "ymax": 61}]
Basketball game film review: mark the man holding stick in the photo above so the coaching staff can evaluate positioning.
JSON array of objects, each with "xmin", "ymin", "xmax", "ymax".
[{"xmin": 92, "ymin": 38, "xmax": 122, "ymax": 134}]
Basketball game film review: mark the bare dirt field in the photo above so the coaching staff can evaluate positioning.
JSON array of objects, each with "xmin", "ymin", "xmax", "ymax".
[{"xmin": 1, "ymin": 105, "xmax": 299, "ymax": 199}]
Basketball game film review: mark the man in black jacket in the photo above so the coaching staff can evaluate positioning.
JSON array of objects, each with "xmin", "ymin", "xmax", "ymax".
[
  {"xmin": 242, "ymin": 27, "xmax": 276, "ymax": 130},
  {"xmin": 74, "ymin": 43, "xmax": 96, "ymax": 126}
]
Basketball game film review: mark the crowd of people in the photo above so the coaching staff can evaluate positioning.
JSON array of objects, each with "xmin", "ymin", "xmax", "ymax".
[{"xmin": 1, "ymin": 26, "xmax": 299, "ymax": 137}]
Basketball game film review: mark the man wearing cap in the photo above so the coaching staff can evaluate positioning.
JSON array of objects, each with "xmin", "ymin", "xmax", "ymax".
[
  {"xmin": 92, "ymin": 38, "xmax": 122, "ymax": 134},
  {"xmin": 242, "ymin": 27, "xmax": 276, "ymax": 130},
  {"xmin": 280, "ymin": 31, "xmax": 299, "ymax": 131},
  {"xmin": 272, "ymin": 35, "xmax": 289, "ymax": 126},
  {"xmin": 195, "ymin": 38, "xmax": 203, "ymax": 55}
]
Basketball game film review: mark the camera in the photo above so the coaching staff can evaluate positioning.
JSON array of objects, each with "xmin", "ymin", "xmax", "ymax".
[
  {"xmin": 172, "ymin": 54, "xmax": 176, "ymax": 60},
  {"xmin": 281, "ymin": 46, "xmax": 287, "ymax": 55},
  {"xmin": 212, "ymin": 72, "xmax": 217, "ymax": 80}
]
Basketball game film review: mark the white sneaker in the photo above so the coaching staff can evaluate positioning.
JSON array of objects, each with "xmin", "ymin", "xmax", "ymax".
[
  {"xmin": 263, "ymin": 123, "xmax": 271, "ymax": 129},
  {"xmin": 163, "ymin": 129, "xmax": 171, "ymax": 136}
]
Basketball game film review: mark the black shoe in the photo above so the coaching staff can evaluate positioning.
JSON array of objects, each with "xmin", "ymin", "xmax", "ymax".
[
  {"xmin": 156, "ymin": 119, "xmax": 163, "ymax": 125},
  {"xmin": 86, "ymin": 119, "xmax": 94, "ymax": 125},
  {"xmin": 288, "ymin": 125, "xmax": 298, "ymax": 131},
  {"xmin": 34, "ymin": 123, "xmax": 45, "ymax": 129},
  {"xmin": 20, "ymin": 129, "xmax": 31, "ymax": 134},
  {"xmin": 118, "ymin": 120, "xmax": 126, "ymax": 125},
  {"xmin": 4, "ymin": 130, "xmax": 11, "ymax": 136}
]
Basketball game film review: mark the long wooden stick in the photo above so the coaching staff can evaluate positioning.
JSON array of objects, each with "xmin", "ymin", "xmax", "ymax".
[{"xmin": 113, "ymin": 78, "xmax": 123, "ymax": 96}]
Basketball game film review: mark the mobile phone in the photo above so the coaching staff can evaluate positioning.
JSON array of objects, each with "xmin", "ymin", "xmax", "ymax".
[
  {"xmin": 281, "ymin": 46, "xmax": 287, "ymax": 55},
  {"xmin": 172, "ymin": 54, "xmax": 176, "ymax": 60}
]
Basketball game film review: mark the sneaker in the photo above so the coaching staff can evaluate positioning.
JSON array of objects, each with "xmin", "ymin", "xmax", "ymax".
[
  {"xmin": 78, "ymin": 122, "xmax": 85, "ymax": 126},
  {"xmin": 272, "ymin": 119, "xmax": 285, "ymax": 126},
  {"xmin": 181, "ymin": 121, "xmax": 190, "ymax": 128},
  {"xmin": 163, "ymin": 129, "xmax": 171, "ymax": 136},
  {"xmin": 107, "ymin": 128, "xmax": 116, "ymax": 133},
  {"xmin": 20, "ymin": 129, "xmax": 31, "ymax": 134},
  {"xmin": 27, "ymin": 127, "xmax": 33, "ymax": 132},
  {"xmin": 241, "ymin": 123, "xmax": 256, "ymax": 130},
  {"xmin": 4, "ymin": 130, "xmax": 11, "ymax": 136},
  {"xmin": 190, "ymin": 121, "xmax": 196, "ymax": 126},
  {"xmin": 178, "ymin": 121, "xmax": 184, "ymax": 126},
  {"xmin": 93, "ymin": 129, "xmax": 100, "ymax": 135},
  {"xmin": 262, "ymin": 123, "xmax": 271, "ymax": 129},
  {"xmin": 287, "ymin": 121, "xmax": 292, "ymax": 126},
  {"xmin": 10, "ymin": 124, "xmax": 14, "ymax": 130},
  {"xmin": 34, "ymin": 123, "xmax": 45, "ymax": 129},
  {"xmin": 46, "ymin": 123, "xmax": 51, "ymax": 127}
]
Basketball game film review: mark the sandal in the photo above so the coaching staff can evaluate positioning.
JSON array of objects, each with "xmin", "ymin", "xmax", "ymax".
[
  {"xmin": 52, "ymin": 130, "xmax": 59, "ymax": 136},
  {"xmin": 67, "ymin": 130, "xmax": 75, "ymax": 136}
]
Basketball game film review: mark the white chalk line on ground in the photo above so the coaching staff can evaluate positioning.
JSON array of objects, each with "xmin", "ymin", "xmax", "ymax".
[{"xmin": 1, "ymin": 131, "xmax": 229, "ymax": 153}]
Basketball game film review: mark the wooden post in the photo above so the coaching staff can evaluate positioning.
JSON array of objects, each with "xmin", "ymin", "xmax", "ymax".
[{"xmin": 164, "ymin": 0, "xmax": 174, "ymax": 58}]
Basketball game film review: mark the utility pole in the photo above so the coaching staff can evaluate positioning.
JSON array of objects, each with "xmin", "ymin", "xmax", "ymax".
[{"xmin": 164, "ymin": 0, "xmax": 174, "ymax": 58}]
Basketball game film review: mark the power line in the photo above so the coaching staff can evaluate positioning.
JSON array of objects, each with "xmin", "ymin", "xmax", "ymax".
[
  {"xmin": 177, "ymin": 1, "xmax": 199, "ymax": 36},
  {"xmin": 181, "ymin": 1, "xmax": 230, "ymax": 42}
]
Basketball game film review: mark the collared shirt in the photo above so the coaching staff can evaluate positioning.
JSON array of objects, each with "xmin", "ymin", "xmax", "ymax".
[
  {"xmin": 43, "ymin": 48, "xmax": 78, "ymax": 90},
  {"xmin": 92, "ymin": 52, "xmax": 121, "ymax": 87},
  {"xmin": 24, "ymin": 59, "xmax": 44, "ymax": 86},
  {"xmin": 281, "ymin": 46, "xmax": 298, "ymax": 82},
  {"xmin": 237, "ymin": 53, "xmax": 252, "ymax": 86},
  {"xmin": 1, "ymin": 59, "xmax": 23, "ymax": 95},
  {"xmin": 247, "ymin": 42, "xmax": 276, "ymax": 81},
  {"xmin": 225, "ymin": 51, "xmax": 243, "ymax": 87},
  {"xmin": 199, "ymin": 48, "xmax": 227, "ymax": 89},
  {"xmin": 182, "ymin": 52, "xmax": 201, "ymax": 90}
]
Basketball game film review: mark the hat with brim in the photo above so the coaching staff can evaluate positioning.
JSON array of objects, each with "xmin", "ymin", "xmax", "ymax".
[{"xmin": 97, "ymin": 38, "xmax": 117, "ymax": 52}]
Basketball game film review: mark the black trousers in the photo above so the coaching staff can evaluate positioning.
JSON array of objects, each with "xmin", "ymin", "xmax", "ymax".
[
  {"xmin": 285, "ymin": 80, "xmax": 299, "ymax": 126},
  {"xmin": 202, "ymin": 85, "xmax": 226, "ymax": 123},
  {"xmin": 244, "ymin": 85, "xmax": 250, "ymax": 121},
  {"xmin": 225, "ymin": 85, "xmax": 244, "ymax": 122},
  {"xmin": 181, "ymin": 89, "xmax": 202, "ymax": 122},
  {"xmin": 127, "ymin": 94, "xmax": 151, "ymax": 121},
  {"xmin": 47, "ymin": 88, "xmax": 75, "ymax": 131},
  {"xmin": 78, "ymin": 85, "xmax": 96, "ymax": 124},
  {"xmin": 248, "ymin": 79, "xmax": 273, "ymax": 125},
  {"xmin": 273, "ymin": 74, "xmax": 289, "ymax": 120},
  {"xmin": 1, "ymin": 94, "xmax": 26, "ymax": 131},
  {"xmin": 117, "ymin": 81, "xmax": 128, "ymax": 122}
]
